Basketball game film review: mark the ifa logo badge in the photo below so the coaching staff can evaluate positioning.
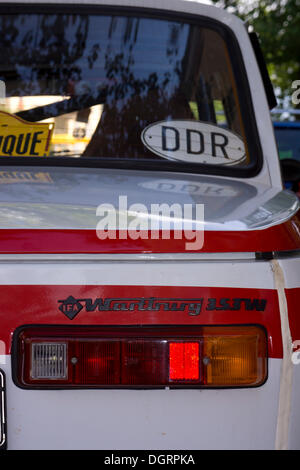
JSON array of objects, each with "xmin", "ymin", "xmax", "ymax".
[{"xmin": 58, "ymin": 296, "xmax": 84, "ymax": 320}]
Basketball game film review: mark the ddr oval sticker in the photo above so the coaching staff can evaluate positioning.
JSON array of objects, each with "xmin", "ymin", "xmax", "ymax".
[
  {"xmin": 0, "ymin": 111, "xmax": 54, "ymax": 157},
  {"xmin": 141, "ymin": 120, "xmax": 246, "ymax": 166}
]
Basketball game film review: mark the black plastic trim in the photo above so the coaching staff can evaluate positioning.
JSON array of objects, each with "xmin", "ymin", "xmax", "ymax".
[
  {"xmin": 249, "ymin": 32, "xmax": 277, "ymax": 110},
  {"xmin": 255, "ymin": 252, "xmax": 274, "ymax": 261},
  {"xmin": 274, "ymin": 249, "xmax": 300, "ymax": 259},
  {"xmin": 0, "ymin": 3, "xmax": 263, "ymax": 178},
  {"xmin": 256, "ymin": 249, "xmax": 300, "ymax": 260}
]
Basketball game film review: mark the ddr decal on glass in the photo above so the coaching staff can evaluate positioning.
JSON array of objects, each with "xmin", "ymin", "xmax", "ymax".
[{"xmin": 141, "ymin": 120, "xmax": 246, "ymax": 166}]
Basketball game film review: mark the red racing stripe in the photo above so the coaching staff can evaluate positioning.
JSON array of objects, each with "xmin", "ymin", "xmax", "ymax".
[
  {"xmin": 0, "ymin": 214, "xmax": 299, "ymax": 253},
  {"xmin": 0, "ymin": 285, "xmax": 282, "ymax": 358}
]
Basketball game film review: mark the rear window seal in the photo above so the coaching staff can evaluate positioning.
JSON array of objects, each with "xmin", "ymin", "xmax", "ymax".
[{"xmin": 0, "ymin": 2, "xmax": 263, "ymax": 179}]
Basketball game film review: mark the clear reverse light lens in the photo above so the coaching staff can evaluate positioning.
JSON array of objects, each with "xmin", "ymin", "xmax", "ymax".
[{"xmin": 31, "ymin": 343, "xmax": 67, "ymax": 380}]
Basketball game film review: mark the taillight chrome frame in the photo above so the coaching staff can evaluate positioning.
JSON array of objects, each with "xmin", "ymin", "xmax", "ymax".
[{"xmin": 12, "ymin": 324, "xmax": 268, "ymax": 390}]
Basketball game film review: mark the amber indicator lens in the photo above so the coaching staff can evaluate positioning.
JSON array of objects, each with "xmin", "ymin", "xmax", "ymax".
[
  {"xmin": 201, "ymin": 326, "xmax": 267, "ymax": 386},
  {"xmin": 14, "ymin": 326, "xmax": 267, "ymax": 388}
]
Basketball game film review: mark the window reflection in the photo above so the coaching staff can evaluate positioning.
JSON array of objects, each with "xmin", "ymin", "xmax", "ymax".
[{"xmin": 0, "ymin": 13, "xmax": 248, "ymax": 166}]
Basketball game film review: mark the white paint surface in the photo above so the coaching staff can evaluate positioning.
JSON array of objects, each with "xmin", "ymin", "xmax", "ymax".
[
  {"xmin": 0, "ymin": 258, "xmax": 275, "ymax": 288},
  {"xmin": 1, "ymin": 357, "xmax": 281, "ymax": 450}
]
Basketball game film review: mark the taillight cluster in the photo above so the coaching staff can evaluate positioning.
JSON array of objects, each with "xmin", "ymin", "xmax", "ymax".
[{"xmin": 13, "ymin": 325, "xmax": 267, "ymax": 389}]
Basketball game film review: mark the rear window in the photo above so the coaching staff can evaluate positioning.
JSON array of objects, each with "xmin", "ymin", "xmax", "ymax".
[{"xmin": 0, "ymin": 8, "xmax": 261, "ymax": 176}]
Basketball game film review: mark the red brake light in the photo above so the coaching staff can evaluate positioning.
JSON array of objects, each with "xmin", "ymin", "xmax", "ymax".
[
  {"xmin": 13, "ymin": 325, "xmax": 267, "ymax": 389},
  {"xmin": 169, "ymin": 342, "xmax": 200, "ymax": 381}
]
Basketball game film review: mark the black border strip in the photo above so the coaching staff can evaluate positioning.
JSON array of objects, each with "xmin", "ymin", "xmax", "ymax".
[
  {"xmin": 256, "ymin": 249, "xmax": 300, "ymax": 260},
  {"xmin": 11, "ymin": 323, "xmax": 269, "ymax": 391},
  {"xmin": 0, "ymin": 3, "xmax": 263, "ymax": 178},
  {"xmin": 249, "ymin": 32, "xmax": 277, "ymax": 110},
  {"xmin": 0, "ymin": 369, "xmax": 7, "ymax": 451}
]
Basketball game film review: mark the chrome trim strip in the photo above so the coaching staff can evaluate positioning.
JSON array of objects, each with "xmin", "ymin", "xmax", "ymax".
[
  {"xmin": 0, "ymin": 252, "xmax": 256, "ymax": 262},
  {"xmin": 0, "ymin": 370, "xmax": 6, "ymax": 450},
  {"xmin": 0, "ymin": 251, "xmax": 298, "ymax": 264}
]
